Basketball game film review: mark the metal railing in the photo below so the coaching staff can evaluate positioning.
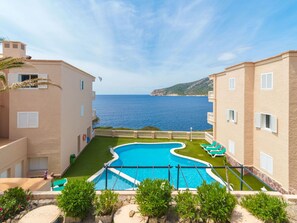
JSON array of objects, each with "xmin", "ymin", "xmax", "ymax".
[
  {"xmin": 208, "ymin": 91, "xmax": 215, "ymax": 101},
  {"xmin": 207, "ymin": 112, "xmax": 214, "ymax": 125},
  {"xmin": 96, "ymin": 165, "xmax": 274, "ymax": 191}
]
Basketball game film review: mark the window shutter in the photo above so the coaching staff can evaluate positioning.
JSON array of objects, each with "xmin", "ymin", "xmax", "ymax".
[
  {"xmin": 226, "ymin": 110, "xmax": 230, "ymax": 122},
  {"xmin": 271, "ymin": 116, "xmax": 278, "ymax": 133},
  {"xmin": 255, "ymin": 113, "xmax": 261, "ymax": 128},
  {"xmin": 228, "ymin": 140, "xmax": 235, "ymax": 154},
  {"xmin": 234, "ymin": 111, "xmax": 237, "ymax": 123},
  {"xmin": 267, "ymin": 73, "xmax": 273, "ymax": 89},
  {"xmin": 80, "ymin": 105, "xmax": 84, "ymax": 117},
  {"xmin": 28, "ymin": 112, "xmax": 39, "ymax": 128},
  {"xmin": 17, "ymin": 112, "xmax": 28, "ymax": 128},
  {"xmin": 38, "ymin": 74, "xmax": 48, "ymax": 89},
  {"xmin": 8, "ymin": 73, "xmax": 19, "ymax": 85}
]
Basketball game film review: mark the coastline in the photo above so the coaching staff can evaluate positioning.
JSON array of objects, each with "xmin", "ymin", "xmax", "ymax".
[{"xmin": 150, "ymin": 94, "xmax": 207, "ymax": 97}]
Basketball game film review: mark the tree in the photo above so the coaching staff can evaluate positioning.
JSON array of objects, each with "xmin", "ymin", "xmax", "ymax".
[{"xmin": 0, "ymin": 57, "xmax": 61, "ymax": 92}]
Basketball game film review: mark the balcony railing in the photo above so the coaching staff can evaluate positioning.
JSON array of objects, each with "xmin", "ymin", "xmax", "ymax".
[
  {"xmin": 207, "ymin": 112, "xmax": 214, "ymax": 125},
  {"xmin": 208, "ymin": 91, "xmax": 215, "ymax": 102},
  {"xmin": 92, "ymin": 109, "xmax": 97, "ymax": 120},
  {"xmin": 92, "ymin": 91, "xmax": 96, "ymax": 100}
]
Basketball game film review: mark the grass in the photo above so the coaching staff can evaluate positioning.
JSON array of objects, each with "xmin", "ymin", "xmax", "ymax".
[{"xmin": 62, "ymin": 136, "xmax": 269, "ymax": 191}]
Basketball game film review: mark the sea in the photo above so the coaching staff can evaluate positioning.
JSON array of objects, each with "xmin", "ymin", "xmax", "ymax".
[{"xmin": 92, "ymin": 95, "xmax": 212, "ymax": 131}]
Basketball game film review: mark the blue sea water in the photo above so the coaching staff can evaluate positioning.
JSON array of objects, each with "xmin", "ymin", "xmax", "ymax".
[{"xmin": 93, "ymin": 95, "xmax": 212, "ymax": 131}]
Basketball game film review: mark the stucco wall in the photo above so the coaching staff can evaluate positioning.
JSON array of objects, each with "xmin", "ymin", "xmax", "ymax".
[
  {"xmin": 253, "ymin": 56, "xmax": 290, "ymax": 191},
  {"xmin": 0, "ymin": 86, "xmax": 9, "ymax": 138},
  {"xmin": 8, "ymin": 61, "xmax": 62, "ymax": 174},
  {"xmin": 288, "ymin": 52, "xmax": 297, "ymax": 193},
  {"xmin": 60, "ymin": 63, "xmax": 94, "ymax": 173},
  {"xmin": 0, "ymin": 137, "xmax": 27, "ymax": 177}
]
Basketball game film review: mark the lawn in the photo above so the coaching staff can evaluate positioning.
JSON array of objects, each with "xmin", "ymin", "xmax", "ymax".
[{"xmin": 62, "ymin": 136, "xmax": 269, "ymax": 191}]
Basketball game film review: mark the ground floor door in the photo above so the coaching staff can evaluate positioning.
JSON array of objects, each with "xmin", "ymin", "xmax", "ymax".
[{"xmin": 15, "ymin": 162, "xmax": 23, "ymax": 177}]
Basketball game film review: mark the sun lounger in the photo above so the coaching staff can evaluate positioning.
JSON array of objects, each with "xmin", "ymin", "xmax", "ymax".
[
  {"xmin": 208, "ymin": 147, "xmax": 226, "ymax": 158},
  {"xmin": 204, "ymin": 144, "xmax": 222, "ymax": 152},
  {"xmin": 200, "ymin": 141, "xmax": 217, "ymax": 149},
  {"xmin": 51, "ymin": 178, "xmax": 67, "ymax": 191}
]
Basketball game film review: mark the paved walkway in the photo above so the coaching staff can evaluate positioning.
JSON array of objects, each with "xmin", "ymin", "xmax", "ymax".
[
  {"xmin": 231, "ymin": 205, "xmax": 263, "ymax": 223},
  {"xmin": 19, "ymin": 205, "xmax": 61, "ymax": 223},
  {"xmin": 114, "ymin": 204, "xmax": 148, "ymax": 223}
]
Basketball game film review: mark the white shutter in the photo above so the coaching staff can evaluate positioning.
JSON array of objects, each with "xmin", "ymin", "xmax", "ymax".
[
  {"xmin": 80, "ymin": 105, "xmax": 84, "ymax": 117},
  {"xmin": 260, "ymin": 152, "xmax": 273, "ymax": 175},
  {"xmin": 17, "ymin": 112, "xmax": 28, "ymax": 128},
  {"xmin": 271, "ymin": 116, "xmax": 278, "ymax": 133},
  {"xmin": 234, "ymin": 111, "xmax": 237, "ymax": 123},
  {"xmin": 38, "ymin": 74, "xmax": 48, "ymax": 89},
  {"xmin": 15, "ymin": 162, "xmax": 22, "ymax": 177},
  {"xmin": 261, "ymin": 74, "xmax": 266, "ymax": 89},
  {"xmin": 8, "ymin": 73, "xmax": 19, "ymax": 85},
  {"xmin": 267, "ymin": 73, "xmax": 273, "ymax": 89},
  {"xmin": 28, "ymin": 112, "xmax": 39, "ymax": 128},
  {"xmin": 226, "ymin": 110, "xmax": 230, "ymax": 122},
  {"xmin": 228, "ymin": 140, "xmax": 235, "ymax": 154},
  {"xmin": 255, "ymin": 113, "xmax": 261, "ymax": 128}
]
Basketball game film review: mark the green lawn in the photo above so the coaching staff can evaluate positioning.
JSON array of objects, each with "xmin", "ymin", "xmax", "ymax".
[{"xmin": 62, "ymin": 136, "xmax": 269, "ymax": 191}]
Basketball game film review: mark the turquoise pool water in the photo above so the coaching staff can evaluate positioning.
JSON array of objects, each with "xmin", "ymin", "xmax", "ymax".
[{"xmin": 92, "ymin": 143, "xmax": 218, "ymax": 190}]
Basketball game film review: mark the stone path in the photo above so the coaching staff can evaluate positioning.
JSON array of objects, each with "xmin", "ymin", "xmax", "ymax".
[
  {"xmin": 114, "ymin": 204, "xmax": 148, "ymax": 223},
  {"xmin": 231, "ymin": 205, "xmax": 263, "ymax": 223},
  {"xmin": 19, "ymin": 205, "xmax": 61, "ymax": 223}
]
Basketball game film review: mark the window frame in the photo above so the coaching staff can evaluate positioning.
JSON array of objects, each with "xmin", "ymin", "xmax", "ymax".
[
  {"xmin": 227, "ymin": 109, "xmax": 237, "ymax": 123},
  {"xmin": 261, "ymin": 72, "xmax": 273, "ymax": 90},
  {"xmin": 18, "ymin": 74, "xmax": 39, "ymax": 89}
]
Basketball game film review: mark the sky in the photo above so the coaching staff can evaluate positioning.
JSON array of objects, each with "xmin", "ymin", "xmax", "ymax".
[{"xmin": 1, "ymin": 0, "xmax": 297, "ymax": 94}]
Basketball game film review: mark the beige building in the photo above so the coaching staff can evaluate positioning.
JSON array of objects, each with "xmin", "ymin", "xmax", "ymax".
[
  {"xmin": 0, "ymin": 41, "xmax": 96, "ymax": 178},
  {"xmin": 208, "ymin": 50, "xmax": 297, "ymax": 193}
]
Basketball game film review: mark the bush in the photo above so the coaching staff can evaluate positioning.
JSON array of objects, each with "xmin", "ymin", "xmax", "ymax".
[
  {"xmin": 0, "ymin": 187, "xmax": 31, "ymax": 221},
  {"xmin": 241, "ymin": 192, "xmax": 288, "ymax": 223},
  {"xmin": 175, "ymin": 190, "xmax": 200, "ymax": 222},
  {"xmin": 57, "ymin": 179, "xmax": 95, "ymax": 219},
  {"xmin": 94, "ymin": 190, "xmax": 119, "ymax": 216},
  {"xmin": 197, "ymin": 182, "xmax": 236, "ymax": 223},
  {"xmin": 136, "ymin": 179, "xmax": 173, "ymax": 218}
]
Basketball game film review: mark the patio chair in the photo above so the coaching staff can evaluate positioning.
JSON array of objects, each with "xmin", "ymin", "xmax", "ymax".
[{"xmin": 208, "ymin": 147, "xmax": 226, "ymax": 158}]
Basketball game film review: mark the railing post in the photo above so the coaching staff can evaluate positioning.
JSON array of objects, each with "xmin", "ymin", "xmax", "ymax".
[
  {"xmin": 240, "ymin": 164, "xmax": 243, "ymax": 191},
  {"xmin": 177, "ymin": 165, "xmax": 180, "ymax": 190},
  {"xmin": 105, "ymin": 165, "xmax": 108, "ymax": 190},
  {"xmin": 168, "ymin": 165, "xmax": 171, "ymax": 183}
]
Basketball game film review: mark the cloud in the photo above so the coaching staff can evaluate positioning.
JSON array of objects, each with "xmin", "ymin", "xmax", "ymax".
[{"xmin": 218, "ymin": 52, "xmax": 236, "ymax": 61}]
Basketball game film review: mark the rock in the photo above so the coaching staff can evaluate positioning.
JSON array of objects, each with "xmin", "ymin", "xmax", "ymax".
[
  {"xmin": 129, "ymin": 210, "xmax": 136, "ymax": 217},
  {"xmin": 114, "ymin": 204, "xmax": 148, "ymax": 223}
]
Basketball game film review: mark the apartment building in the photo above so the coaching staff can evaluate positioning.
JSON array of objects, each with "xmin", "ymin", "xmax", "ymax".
[
  {"xmin": 208, "ymin": 50, "xmax": 297, "ymax": 193},
  {"xmin": 0, "ymin": 41, "xmax": 96, "ymax": 178}
]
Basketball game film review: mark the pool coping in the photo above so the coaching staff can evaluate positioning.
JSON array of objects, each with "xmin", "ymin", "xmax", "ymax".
[{"xmin": 88, "ymin": 142, "xmax": 227, "ymax": 189}]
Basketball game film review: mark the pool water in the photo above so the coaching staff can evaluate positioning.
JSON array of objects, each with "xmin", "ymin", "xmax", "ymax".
[{"xmin": 92, "ymin": 143, "xmax": 219, "ymax": 190}]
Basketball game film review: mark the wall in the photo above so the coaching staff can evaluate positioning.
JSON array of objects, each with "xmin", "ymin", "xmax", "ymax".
[
  {"xmin": 8, "ymin": 61, "xmax": 62, "ymax": 174},
  {"xmin": 253, "ymin": 55, "xmax": 290, "ymax": 191},
  {"xmin": 0, "ymin": 75, "xmax": 9, "ymax": 137},
  {"xmin": 0, "ymin": 137, "xmax": 27, "ymax": 177},
  {"xmin": 60, "ymin": 63, "xmax": 95, "ymax": 173}
]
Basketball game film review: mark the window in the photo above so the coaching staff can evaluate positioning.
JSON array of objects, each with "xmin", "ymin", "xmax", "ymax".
[
  {"xmin": 261, "ymin": 73, "xmax": 273, "ymax": 89},
  {"xmin": 80, "ymin": 105, "xmax": 84, "ymax": 117},
  {"xmin": 226, "ymin": 109, "xmax": 237, "ymax": 123},
  {"xmin": 21, "ymin": 44, "xmax": 25, "ymax": 50},
  {"xmin": 80, "ymin": 80, "xmax": 84, "ymax": 90},
  {"xmin": 12, "ymin": 43, "xmax": 18, "ymax": 48},
  {"xmin": 29, "ymin": 157, "xmax": 48, "ymax": 171},
  {"xmin": 4, "ymin": 43, "xmax": 10, "ymax": 48},
  {"xmin": 255, "ymin": 113, "xmax": 277, "ymax": 133},
  {"xmin": 260, "ymin": 152, "xmax": 273, "ymax": 174},
  {"xmin": 229, "ymin": 78, "xmax": 235, "ymax": 90},
  {"xmin": 0, "ymin": 170, "xmax": 8, "ymax": 178},
  {"xmin": 17, "ymin": 112, "xmax": 39, "ymax": 128},
  {"xmin": 19, "ymin": 74, "xmax": 38, "ymax": 88},
  {"xmin": 15, "ymin": 162, "xmax": 23, "ymax": 178},
  {"xmin": 228, "ymin": 140, "xmax": 235, "ymax": 155}
]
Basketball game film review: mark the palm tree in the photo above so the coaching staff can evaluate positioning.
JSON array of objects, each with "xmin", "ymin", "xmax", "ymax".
[{"xmin": 0, "ymin": 57, "xmax": 61, "ymax": 92}]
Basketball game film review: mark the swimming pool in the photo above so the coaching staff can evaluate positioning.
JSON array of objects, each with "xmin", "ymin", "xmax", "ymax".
[{"xmin": 89, "ymin": 142, "xmax": 224, "ymax": 190}]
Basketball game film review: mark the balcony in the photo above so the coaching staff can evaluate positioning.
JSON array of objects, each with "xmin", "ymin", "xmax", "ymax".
[
  {"xmin": 92, "ymin": 91, "xmax": 96, "ymax": 100},
  {"xmin": 207, "ymin": 112, "xmax": 215, "ymax": 125},
  {"xmin": 92, "ymin": 109, "xmax": 97, "ymax": 121},
  {"xmin": 208, "ymin": 91, "xmax": 215, "ymax": 102}
]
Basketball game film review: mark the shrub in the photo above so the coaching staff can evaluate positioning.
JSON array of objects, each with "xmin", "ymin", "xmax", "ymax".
[
  {"xmin": 241, "ymin": 192, "xmax": 288, "ymax": 223},
  {"xmin": 197, "ymin": 182, "xmax": 236, "ymax": 223},
  {"xmin": 57, "ymin": 179, "xmax": 95, "ymax": 219},
  {"xmin": 136, "ymin": 179, "xmax": 173, "ymax": 218},
  {"xmin": 0, "ymin": 187, "xmax": 31, "ymax": 221},
  {"xmin": 94, "ymin": 190, "xmax": 119, "ymax": 216},
  {"xmin": 175, "ymin": 190, "xmax": 200, "ymax": 222}
]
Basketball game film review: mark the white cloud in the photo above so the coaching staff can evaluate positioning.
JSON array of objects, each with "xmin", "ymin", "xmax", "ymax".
[{"xmin": 217, "ymin": 52, "xmax": 236, "ymax": 61}]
